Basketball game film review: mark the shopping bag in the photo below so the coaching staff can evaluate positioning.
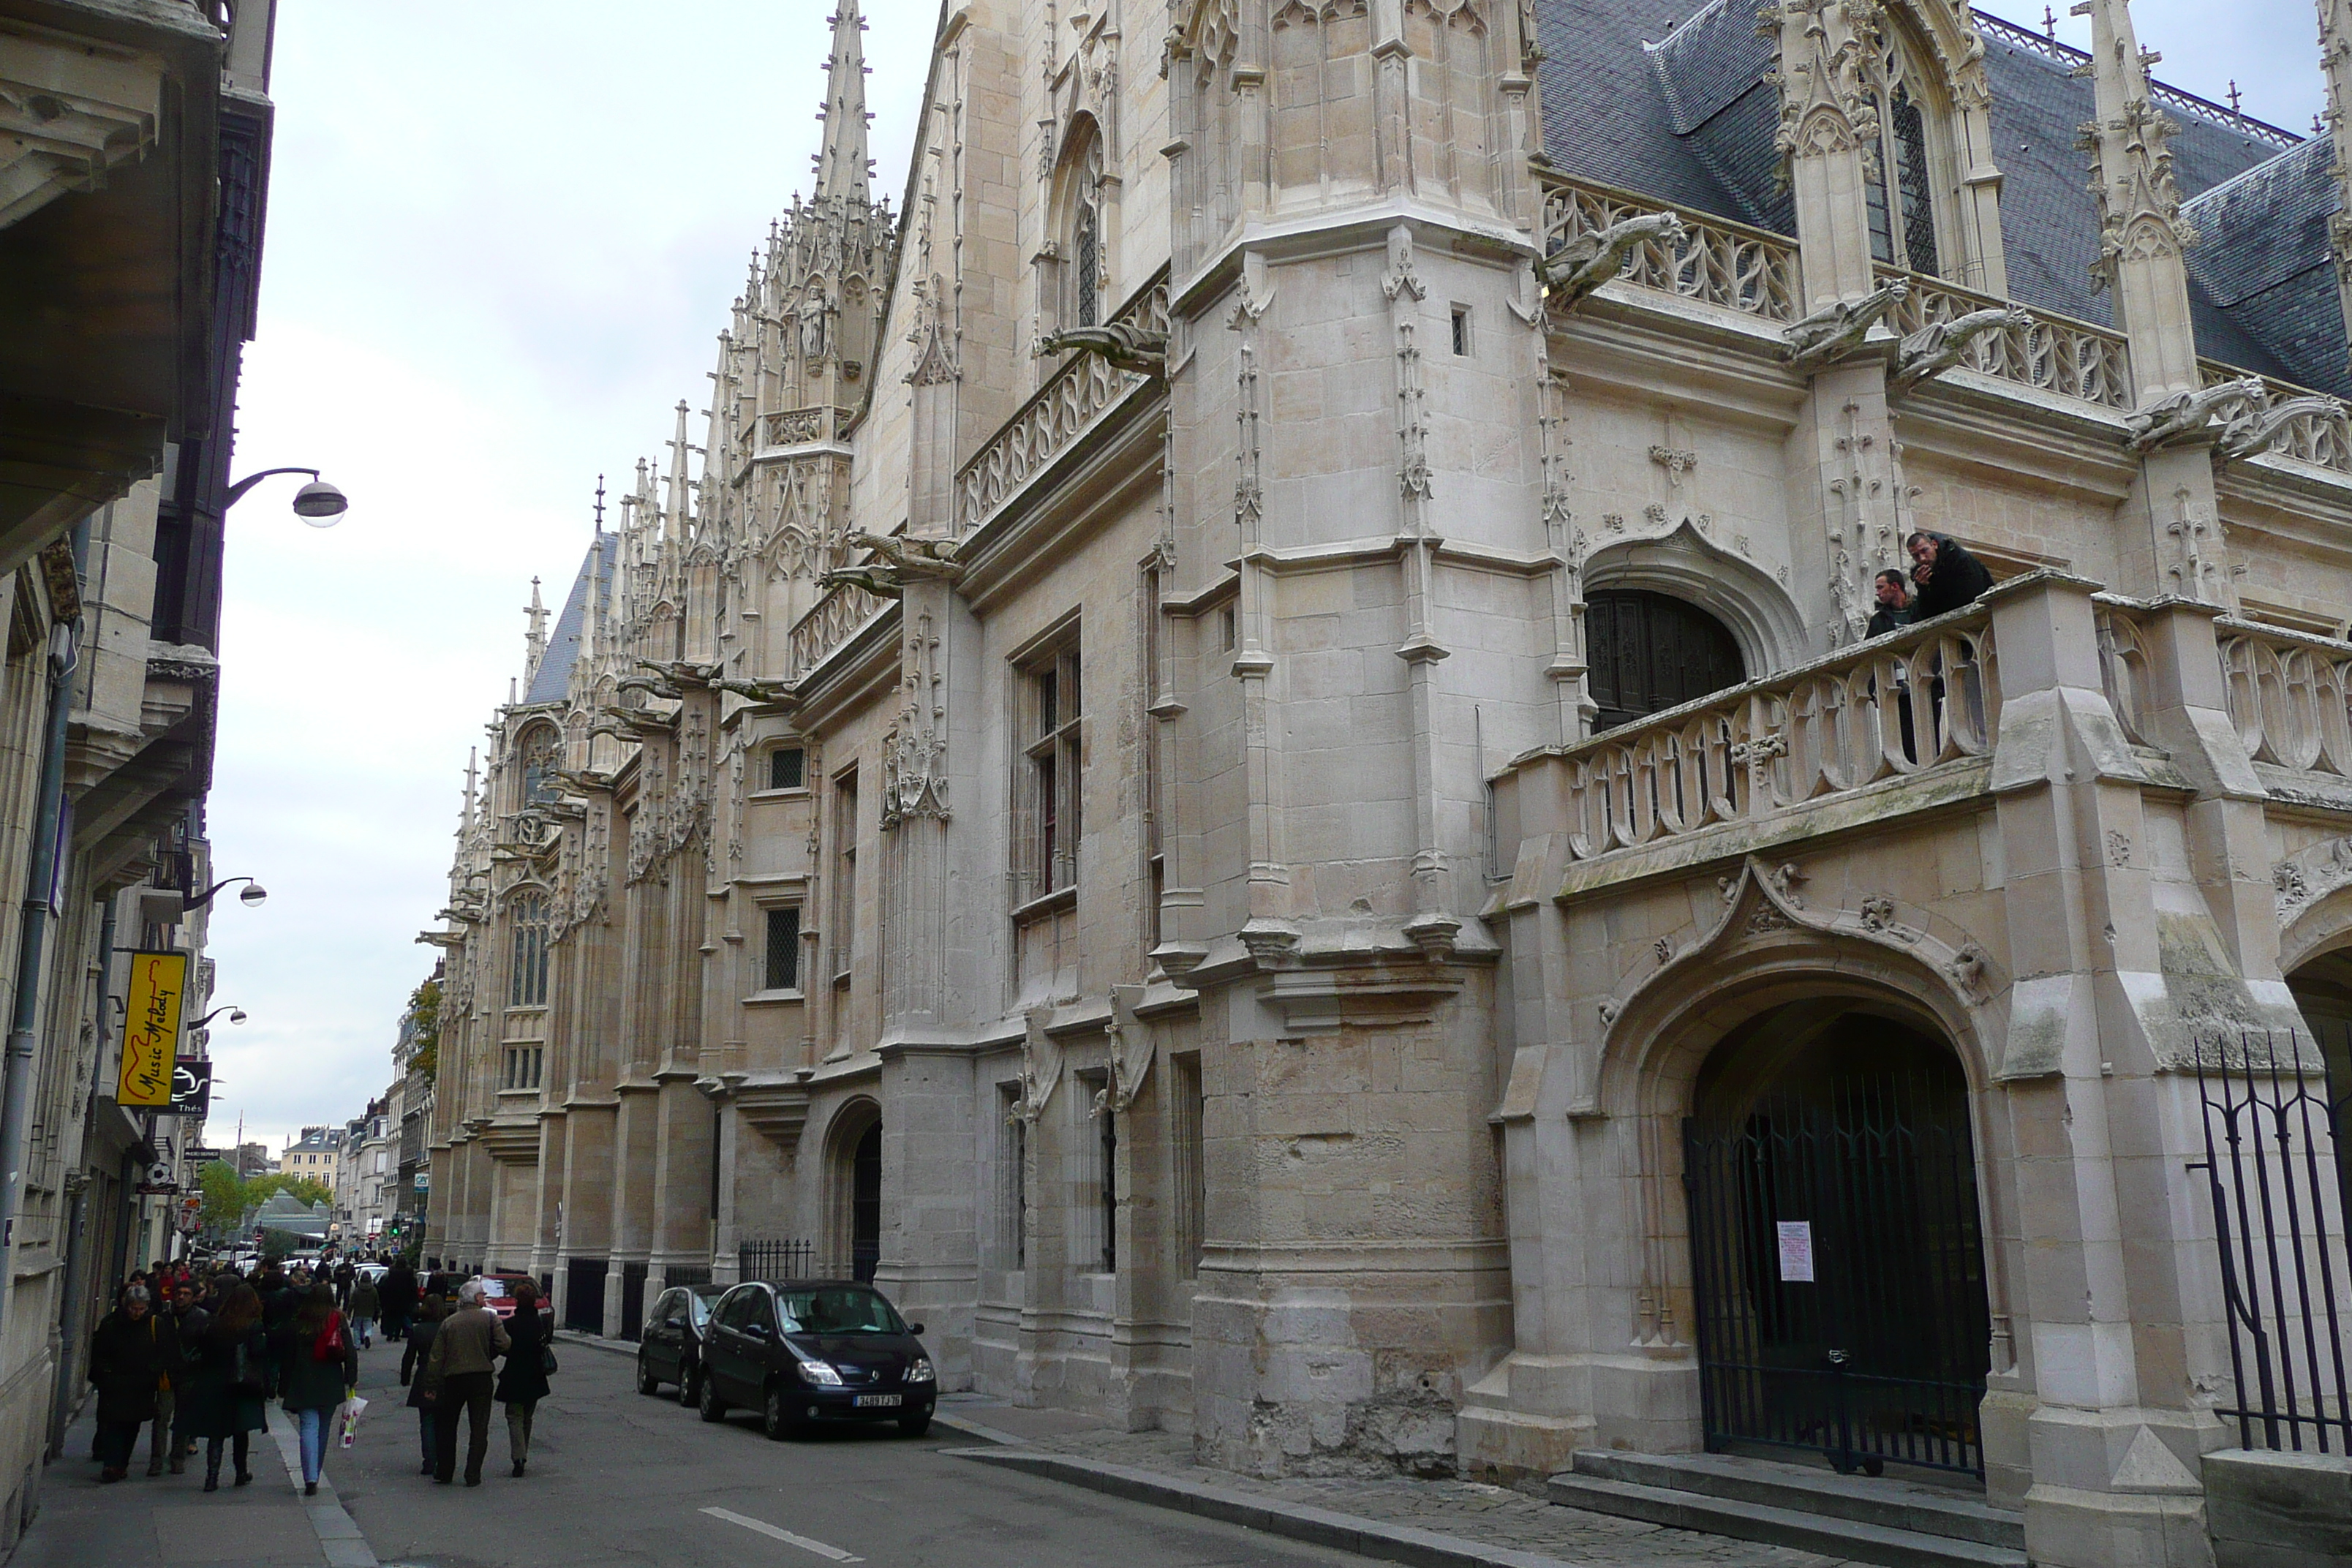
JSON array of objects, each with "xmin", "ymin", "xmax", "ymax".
[{"xmin": 335, "ymin": 1393, "xmax": 369, "ymax": 1449}]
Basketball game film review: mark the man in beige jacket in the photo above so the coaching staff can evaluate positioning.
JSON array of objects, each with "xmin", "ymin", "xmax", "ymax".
[{"xmin": 426, "ymin": 1279, "xmax": 511, "ymax": 1485}]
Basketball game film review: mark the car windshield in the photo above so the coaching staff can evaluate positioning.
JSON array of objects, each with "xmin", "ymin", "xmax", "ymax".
[
  {"xmin": 478, "ymin": 1279, "xmax": 509, "ymax": 1300},
  {"xmin": 774, "ymin": 1287, "xmax": 905, "ymax": 1335}
]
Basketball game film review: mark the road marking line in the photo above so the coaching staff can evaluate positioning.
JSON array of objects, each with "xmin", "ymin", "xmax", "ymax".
[{"xmin": 701, "ymin": 1507, "xmax": 864, "ymax": 1563}]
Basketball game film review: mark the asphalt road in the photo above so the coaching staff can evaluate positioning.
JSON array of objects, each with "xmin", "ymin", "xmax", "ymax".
[{"xmin": 331, "ymin": 1330, "xmax": 1369, "ymax": 1568}]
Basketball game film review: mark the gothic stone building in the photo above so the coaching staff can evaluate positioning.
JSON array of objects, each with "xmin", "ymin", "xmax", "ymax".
[{"xmin": 421, "ymin": 4, "xmax": 2352, "ymax": 1564}]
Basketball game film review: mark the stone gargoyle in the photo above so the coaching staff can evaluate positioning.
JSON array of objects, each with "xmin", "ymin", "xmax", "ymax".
[
  {"xmin": 818, "ymin": 562, "xmax": 902, "ymax": 599},
  {"xmin": 1034, "ymin": 321, "xmax": 1169, "ymax": 374},
  {"xmin": 2216, "ymin": 391, "xmax": 2349, "ymax": 464},
  {"xmin": 1539, "ymin": 211, "xmax": 1686, "ymax": 309},
  {"xmin": 1783, "ymin": 278, "xmax": 1909, "ymax": 373},
  {"xmin": 2126, "ymin": 376, "xmax": 2266, "ymax": 454},
  {"xmin": 1890, "ymin": 304, "xmax": 2034, "ymax": 396}
]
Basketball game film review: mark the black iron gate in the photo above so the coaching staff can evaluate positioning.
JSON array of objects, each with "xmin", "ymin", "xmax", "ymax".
[
  {"xmin": 565, "ymin": 1256, "xmax": 606, "ymax": 1333},
  {"xmin": 2191, "ymin": 1031, "xmax": 2352, "ymax": 1453},
  {"xmin": 618, "ymin": 1262, "xmax": 649, "ymax": 1342},
  {"xmin": 1684, "ymin": 1032, "xmax": 1991, "ymax": 1477}
]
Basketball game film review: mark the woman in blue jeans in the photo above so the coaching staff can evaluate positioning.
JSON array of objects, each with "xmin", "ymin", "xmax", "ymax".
[{"xmin": 275, "ymin": 1284, "xmax": 358, "ymax": 1496}]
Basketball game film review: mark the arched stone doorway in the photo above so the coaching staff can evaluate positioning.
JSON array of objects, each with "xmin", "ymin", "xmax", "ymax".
[
  {"xmin": 1684, "ymin": 1005, "xmax": 1991, "ymax": 1478},
  {"xmin": 1586, "ymin": 589, "xmax": 1743, "ymax": 732},
  {"xmin": 825, "ymin": 1100, "xmax": 883, "ymax": 1284},
  {"xmin": 2277, "ymin": 948, "xmax": 2352, "ymax": 1213}
]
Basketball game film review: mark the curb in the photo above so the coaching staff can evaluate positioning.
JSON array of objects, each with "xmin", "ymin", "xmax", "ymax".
[
  {"xmin": 944, "ymin": 1446, "xmax": 1584, "ymax": 1568},
  {"xmin": 552, "ymin": 1329, "xmax": 636, "ymax": 1359},
  {"xmin": 930, "ymin": 1408, "xmax": 1035, "ymax": 1447}
]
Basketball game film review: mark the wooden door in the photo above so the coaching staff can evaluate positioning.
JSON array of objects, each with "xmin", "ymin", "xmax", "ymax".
[{"xmin": 1586, "ymin": 590, "xmax": 1744, "ymax": 731}]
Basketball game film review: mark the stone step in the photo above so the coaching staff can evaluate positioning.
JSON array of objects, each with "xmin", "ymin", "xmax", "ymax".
[
  {"xmin": 1546, "ymin": 1469, "xmax": 2027, "ymax": 1568},
  {"xmin": 1570, "ymin": 1450, "xmax": 2025, "ymax": 1550}
]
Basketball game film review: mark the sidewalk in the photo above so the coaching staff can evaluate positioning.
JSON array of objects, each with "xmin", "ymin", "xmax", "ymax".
[
  {"xmin": 930, "ymin": 1395, "xmax": 1863, "ymax": 1568},
  {"xmin": 11, "ymin": 1401, "xmax": 375, "ymax": 1568}
]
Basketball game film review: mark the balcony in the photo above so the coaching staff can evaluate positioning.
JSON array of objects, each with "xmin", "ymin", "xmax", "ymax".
[{"xmin": 1540, "ymin": 603, "xmax": 1997, "ymax": 894}]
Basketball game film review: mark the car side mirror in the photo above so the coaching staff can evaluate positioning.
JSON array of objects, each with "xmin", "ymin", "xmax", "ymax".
[
  {"xmin": 908, "ymin": 1323, "xmax": 924, "ymax": 1336},
  {"xmin": 746, "ymin": 1322, "xmax": 770, "ymax": 1338}
]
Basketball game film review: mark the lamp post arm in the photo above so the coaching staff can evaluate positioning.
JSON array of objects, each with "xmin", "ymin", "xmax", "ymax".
[
  {"xmin": 186, "ymin": 875, "xmax": 257, "ymax": 910},
  {"xmin": 221, "ymin": 468, "xmax": 321, "ymax": 508}
]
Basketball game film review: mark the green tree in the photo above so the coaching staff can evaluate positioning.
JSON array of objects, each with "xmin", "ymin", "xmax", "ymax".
[
  {"xmin": 197, "ymin": 1160, "xmax": 248, "ymax": 1232},
  {"xmin": 405, "ymin": 975, "xmax": 441, "ymax": 1082},
  {"xmin": 246, "ymin": 1173, "xmax": 332, "ymax": 1208}
]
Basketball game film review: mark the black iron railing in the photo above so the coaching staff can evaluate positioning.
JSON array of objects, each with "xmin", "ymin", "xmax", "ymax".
[
  {"xmin": 739, "ymin": 1238, "xmax": 817, "ymax": 1284},
  {"xmin": 618, "ymin": 1262, "xmax": 649, "ymax": 1342},
  {"xmin": 564, "ymin": 1256, "xmax": 606, "ymax": 1333},
  {"xmin": 665, "ymin": 1264, "xmax": 713, "ymax": 1288},
  {"xmin": 2192, "ymin": 1031, "xmax": 2352, "ymax": 1453}
]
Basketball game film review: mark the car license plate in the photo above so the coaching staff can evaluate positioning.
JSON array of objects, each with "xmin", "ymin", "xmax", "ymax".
[{"xmin": 853, "ymin": 1394, "xmax": 901, "ymax": 1408}]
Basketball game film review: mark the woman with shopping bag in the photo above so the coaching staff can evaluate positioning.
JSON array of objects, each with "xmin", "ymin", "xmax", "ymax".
[
  {"xmin": 276, "ymin": 1284, "xmax": 358, "ymax": 1496},
  {"xmin": 494, "ymin": 1279, "xmax": 554, "ymax": 1478}
]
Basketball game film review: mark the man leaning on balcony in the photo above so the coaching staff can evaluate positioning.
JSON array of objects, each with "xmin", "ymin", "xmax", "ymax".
[{"xmin": 1906, "ymin": 532, "xmax": 1994, "ymax": 619}]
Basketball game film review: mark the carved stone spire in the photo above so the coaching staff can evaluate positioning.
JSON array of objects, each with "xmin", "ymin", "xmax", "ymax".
[
  {"xmin": 814, "ymin": 1, "xmax": 872, "ymax": 205},
  {"xmin": 2073, "ymin": 0, "xmax": 2201, "ymax": 400},
  {"xmin": 522, "ymin": 577, "xmax": 548, "ymax": 682},
  {"xmin": 2319, "ymin": 0, "xmax": 2352, "ymax": 366},
  {"xmin": 1770, "ymin": 0, "xmax": 1880, "ymax": 308}
]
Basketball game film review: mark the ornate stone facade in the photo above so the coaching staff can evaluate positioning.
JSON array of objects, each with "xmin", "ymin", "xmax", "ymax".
[{"xmin": 422, "ymin": 6, "xmax": 2352, "ymax": 1565}]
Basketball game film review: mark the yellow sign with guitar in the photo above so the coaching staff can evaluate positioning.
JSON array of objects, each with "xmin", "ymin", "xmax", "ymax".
[{"xmin": 115, "ymin": 949, "xmax": 188, "ymax": 1108}]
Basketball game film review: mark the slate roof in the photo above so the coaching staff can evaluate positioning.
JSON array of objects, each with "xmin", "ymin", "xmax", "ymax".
[
  {"xmin": 524, "ymin": 532, "xmax": 616, "ymax": 706},
  {"xmin": 1534, "ymin": 1, "xmax": 2346, "ymax": 391}
]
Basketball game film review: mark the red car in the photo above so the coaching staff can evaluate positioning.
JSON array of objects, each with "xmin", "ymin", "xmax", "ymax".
[{"xmin": 476, "ymin": 1272, "xmax": 540, "ymax": 1321}]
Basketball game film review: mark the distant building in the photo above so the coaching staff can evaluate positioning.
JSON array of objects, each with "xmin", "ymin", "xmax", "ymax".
[{"xmin": 282, "ymin": 1126, "xmax": 344, "ymax": 1199}]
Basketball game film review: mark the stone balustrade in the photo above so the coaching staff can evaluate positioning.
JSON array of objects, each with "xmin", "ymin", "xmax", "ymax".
[
  {"xmin": 1560, "ymin": 606, "xmax": 1997, "ymax": 862},
  {"xmin": 953, "ymin": 274, "xmax": 1169, "ymax": 534},
  {"xmin": 764, "ymin": 405, "xmax": 856, "ymax": 448},
  {"xmin": 2215, "ymin": 615, "xmax": 2352, "ymax": 777},
  {"xmin": 1537, "ymin": 170, "xmax": 1800, "ymax": 323},
  {"xmin": 783, "ymin": 578, "xmax": 889, "ymax": 682},
  {"xmin": 1881, "ymin": 267, "xmax": 2133, "ymax": 410}
]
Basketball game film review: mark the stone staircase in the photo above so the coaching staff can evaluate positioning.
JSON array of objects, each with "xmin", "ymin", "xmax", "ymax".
[{"xmin": 1547, "ymin": 1450, "xmax": 2029, "ymax": 1568}]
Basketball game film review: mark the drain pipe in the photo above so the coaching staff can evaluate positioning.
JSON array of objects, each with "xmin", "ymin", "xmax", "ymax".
[
  {"xmin": 0, "ymin": 522, "xmax": 85, "ymax": 1359},
  {"xmin": 46, "ymin": 893, "xmax": 113, "ymax": 1455}
]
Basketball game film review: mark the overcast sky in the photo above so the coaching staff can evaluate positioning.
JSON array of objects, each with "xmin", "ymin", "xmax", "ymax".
[{"xmin": 203, "ymin": 0, "xmax": 2325, "ymax": 1154}]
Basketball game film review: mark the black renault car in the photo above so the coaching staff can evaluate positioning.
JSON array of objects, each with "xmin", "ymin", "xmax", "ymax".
[
  {"xmin": 697, "ymin": 1279, "xmax": 936, "ymax": 1439},
  {"xmin": 636, "ymin": 1282, "xmax": 728, "ymax": 1406}
]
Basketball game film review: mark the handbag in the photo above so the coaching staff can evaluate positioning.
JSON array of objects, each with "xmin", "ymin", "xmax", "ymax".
[
  {"xmin": 229, "ymin": 1340, "xmax": 266, "ymax": 1397},
  {"xmin": 540, "ymin": 1343, "xmax": 558, "ymax": 1376}
]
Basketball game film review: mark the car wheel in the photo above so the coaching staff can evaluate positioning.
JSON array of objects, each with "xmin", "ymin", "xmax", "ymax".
[
  {"xmin": 898, "ymin": 1412, "xmax": 932, "ymax": 1438},
  {"xmin": 762, "ymin": 1384, "xmax": 798, "ymax": 1441},
  {"xmin": 676, "ymin": 1359, "xmax": 698, "ymax": 1408},
  {"xmin": 636, "ymin": 1354, "xmax": 660, "ymax": 1396},
  {"xmin": 697, "ymin": 1373, "xmax": 727, "ymax": 1424}
]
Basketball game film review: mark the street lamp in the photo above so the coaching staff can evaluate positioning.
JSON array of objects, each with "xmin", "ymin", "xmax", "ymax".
[
  {"xmin": 190, "ymin": 1006, "xmax": 247, "ymax": 1030},
  {"xmin": 222, "ymin": 467, "xmax": 348, "ymax": 527},
  {"xmin": 187, "ymin": 876, "xmax": 266, "ymax": 911}
]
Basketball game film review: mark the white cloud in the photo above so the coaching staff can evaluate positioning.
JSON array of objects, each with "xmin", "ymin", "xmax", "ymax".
[{"xmin": 204, "ymin": 1, "xmax": 931, "ymax": 1150}]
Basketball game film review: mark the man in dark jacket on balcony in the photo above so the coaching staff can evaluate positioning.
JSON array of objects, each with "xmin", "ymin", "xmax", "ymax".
[
  {"xmin": 1906, "ymin": 531, "xmax": 1994, "ymax": 619},
  {"xmin": 1866, "ymin": 569, "xmax": 1913, "ymax": 638}
]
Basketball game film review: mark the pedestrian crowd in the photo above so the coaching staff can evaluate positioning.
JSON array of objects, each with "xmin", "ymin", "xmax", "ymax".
[{"xmin": 84, "ymin": 1250, "xmax": 558, "ymax": 1496}]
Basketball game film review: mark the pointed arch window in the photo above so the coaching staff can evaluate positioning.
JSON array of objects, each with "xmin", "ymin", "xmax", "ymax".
[
  {"xmin": 520, "ymin": 727, "xmax": 560, "ymax": 808},
  {"xmin": 1863, "ymin": 41, "xmax": 1943, "ymax": 277},
  {"xmin": 1074, "ymin": 198, "xmax": 1101, "ymax": 328},
  {"xmin": 509, "ymin": 892, "xmax": 550, "ymax": 1008}
]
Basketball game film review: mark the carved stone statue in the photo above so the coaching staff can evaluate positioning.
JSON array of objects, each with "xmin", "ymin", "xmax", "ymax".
[
  {"xmin": 1891, "ymin": 305, "xmax": 2034, "ymax": 396},
  {"xmin": 2126, "ymin": 376, "xmax": 2266, "ymax": 454},
  {"xmin": 1539, "ymin": 211, "xmax": 1686, "ymax": 309},
  {"xmin": 1783, "ymin": 279, "xmax": 1910, "ymax": 373},
  {"xmin": 2217, "ymin": 391, "xmax": 2349, "ymax": 464},
  {"xmin": 1035, "ymin": 321, "xmax": 1169, "ymax": 374}
]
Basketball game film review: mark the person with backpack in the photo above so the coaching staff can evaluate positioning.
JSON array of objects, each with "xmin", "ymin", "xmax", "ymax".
[
  {"xmin": 181, "ymin": 1284, "xmax": 270, "ymax": 1491},
  {"xmin": 347, "ymin": 1273, "xmax": 382, "ymax": 1349},
  {"xmin": 276, "ymin": 1284, "xmax": 358, "ymax": 1496}
]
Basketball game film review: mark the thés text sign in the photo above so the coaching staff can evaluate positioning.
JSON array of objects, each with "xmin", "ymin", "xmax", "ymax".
[
  {"xmin": 171, "ymin": 1057, "xmax": 212, "ymax": 1117},
  {"xmin": 115, "ymin": 950, "xmax": 188, "ymax": 1107}
]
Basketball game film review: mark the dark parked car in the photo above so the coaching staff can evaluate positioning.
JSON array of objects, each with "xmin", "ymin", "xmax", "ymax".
[
  {"xmin": 697, "ymin": 1279, "xmax": 936, "ymax": 1439},
  {"xmin": 636, "ymin": 1283, "xmax": 728, "ymax": 1406}
]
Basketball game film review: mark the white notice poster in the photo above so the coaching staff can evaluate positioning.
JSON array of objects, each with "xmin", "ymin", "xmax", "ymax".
[{"xmin": 1776, "ymin": 1221, "xmax": 1815, "ymax": 1282}]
